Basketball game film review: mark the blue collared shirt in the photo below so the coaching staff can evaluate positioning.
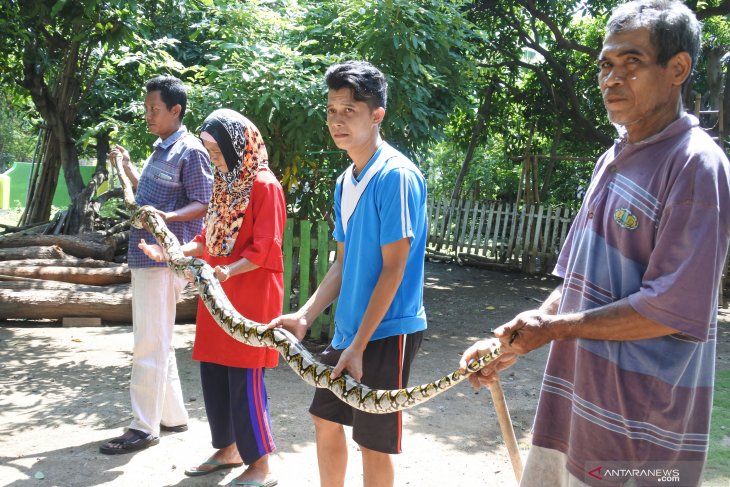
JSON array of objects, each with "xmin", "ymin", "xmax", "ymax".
[
  {"xmin": 128, "ymin": 126, "xmax": 213, "ymax": 268},
  {"xmin": 330, "ymin": 142, "xmax": 428, "ymax": 349}
]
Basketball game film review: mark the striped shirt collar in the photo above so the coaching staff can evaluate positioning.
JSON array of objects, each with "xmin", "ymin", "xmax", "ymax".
[{"xmin": 153, "ymin": 125, "xmax": 187, "ymax": 150}]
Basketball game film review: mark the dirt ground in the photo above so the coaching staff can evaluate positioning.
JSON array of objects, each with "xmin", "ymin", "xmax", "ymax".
[{"xmin": 1, "ymin": 261, "xmax": 728, "ymax": 487}]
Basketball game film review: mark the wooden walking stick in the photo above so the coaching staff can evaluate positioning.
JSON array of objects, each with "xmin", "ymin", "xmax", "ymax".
[{"xmin": 489, "ymin": 378, "xmax": 523, "ymax": 484}]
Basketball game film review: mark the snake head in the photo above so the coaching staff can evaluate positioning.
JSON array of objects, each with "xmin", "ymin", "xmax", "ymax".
[
  {"xmin": 130, "ymin": 210, "xmax": 147, "ymax": 229},
  {"xmin": 130, "ymin": 205, "xmax": 160, "ymax": 230}
]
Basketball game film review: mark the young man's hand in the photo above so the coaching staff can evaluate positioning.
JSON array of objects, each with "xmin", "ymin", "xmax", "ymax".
[
  {"xmin": 331, "ymin": 346, "xmax": 364, "ymax": 382},
  {"xmin": 267, "ymin": 313, "xmax": 309, "ymax": 341}
]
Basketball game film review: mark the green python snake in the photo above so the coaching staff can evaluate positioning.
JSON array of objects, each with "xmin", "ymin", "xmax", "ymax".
[{"xmin": 112, "ymin": 156, "xmax": 502, "ymax": 414}]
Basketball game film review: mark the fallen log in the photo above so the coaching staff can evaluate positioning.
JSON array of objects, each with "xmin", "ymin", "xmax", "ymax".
[
  {"xmin": 0, "ymin": 275, "xmax": 93, "ymax": 287},
  {"xmin": 0, "ymin": 280, "xmax": 197, "ymax": 322},
  {"xmin": 0, "ymin": 265, "xmax": 130, "ymax": 285},
  {"xmin": 0, "ymin": 245, "xmax": 69, "ymax": 261},
  {"xmin": 103, "ymin": 221, "xmax": 130, "ymax": 237},
  {"xmin": 0, "ymin": 220, "xmax": 49, "ymax": 235},
  {"xmin": 104, "ymin": 230, "xmax": 129, "ymax": 254},
  {"xmin": 0, "ymin": 234, "xmax": 114, "ymax": 261},
  {"xmin": 0, "ymin": 258, "xmax": 124, "ymax": 268}
]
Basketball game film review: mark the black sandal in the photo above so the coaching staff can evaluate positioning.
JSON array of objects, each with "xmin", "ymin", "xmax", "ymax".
[{"xmin": 99, "ymin": 428, "xmax": 160, "ymax": 455}]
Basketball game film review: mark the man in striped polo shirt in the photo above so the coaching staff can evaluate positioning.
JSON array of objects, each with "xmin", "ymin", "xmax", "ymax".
[
  {"xmin": 461, "ymin": 1, "xmax": 730, "ymax": 486},
  {"xmin": 269, "ymin": 60, "xmax": 428, "ymax": 487},
  {"xmin": 100, "ymin": 75, "xmax": 213, "ymax": 455}
]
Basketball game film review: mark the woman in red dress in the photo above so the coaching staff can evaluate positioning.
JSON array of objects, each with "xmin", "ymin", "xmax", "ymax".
[{"xmin": 141, "ymin": 109, "xmax": 285, "ymax": 487}]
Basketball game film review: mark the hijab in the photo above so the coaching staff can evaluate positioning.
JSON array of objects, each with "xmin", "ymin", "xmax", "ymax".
[{"xmin": 200, "ymin": 109, "xmax": 269, "ymax": 256}]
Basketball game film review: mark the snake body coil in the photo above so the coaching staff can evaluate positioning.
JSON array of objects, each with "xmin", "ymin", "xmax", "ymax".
[{"xmin": 113, "ymin": 157, "xmax": 501, "ymax": 413}]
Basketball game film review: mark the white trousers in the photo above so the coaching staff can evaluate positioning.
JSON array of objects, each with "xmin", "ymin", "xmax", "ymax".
[
  {"xmin": 128, "ymin": 267, "xmax": 189, "ymax": 436},
  {"xmin": 520, "ymin": 445, "xmax": 592, "ymax": 487}
]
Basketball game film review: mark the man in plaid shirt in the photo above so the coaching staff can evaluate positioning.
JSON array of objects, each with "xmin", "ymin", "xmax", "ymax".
[{"xmin": 100, "ymin": 75, "xmax": 213, "ymax": 455}]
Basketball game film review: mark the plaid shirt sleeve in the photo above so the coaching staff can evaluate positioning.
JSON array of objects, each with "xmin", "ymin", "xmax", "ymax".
[{"xmin": 181, "ymin": 146, "xmax": 213, "ymax": 204}]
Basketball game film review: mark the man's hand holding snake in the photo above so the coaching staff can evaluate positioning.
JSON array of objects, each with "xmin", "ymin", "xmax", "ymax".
[
  {"xmin": 497, "ymin": 310, "xmax": 558, "ymax": 355},
  {"xmin": 459, "ymin": 339, "xmax": 518, "ymax": 390},
  {"xmin": 461, "ymin": 309, "xmax": 559, "ymax": 390}
]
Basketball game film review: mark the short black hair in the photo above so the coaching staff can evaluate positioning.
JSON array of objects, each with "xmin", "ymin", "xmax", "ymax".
[
  {"xmin": 145, "ymin": 75, "xmax": 188, "ymax": 120},
  {"xmin": 606, "ymin": 0, "xmax": 701, "ymax": 83},
  {"xmin": 325, "ymin": 61, "xmax": 388, "ymax": 110}
]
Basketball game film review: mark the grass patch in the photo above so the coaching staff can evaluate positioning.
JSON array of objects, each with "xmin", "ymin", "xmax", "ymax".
[{"xmin": 705, "ymin": 369, "xmax": 730, "ymax": 485}]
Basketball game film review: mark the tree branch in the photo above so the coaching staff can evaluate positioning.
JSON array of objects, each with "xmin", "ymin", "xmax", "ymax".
[
  {"xmin": 520, "ymin": 0, "xmax": 598, "ymax": 57},
  {"xmin": 500, "ymin": 12, "xmax": 611, "ymax": 145},
  {"xmin": 78, "ymin": 47, "xmax": 109, "ymax": 107}
]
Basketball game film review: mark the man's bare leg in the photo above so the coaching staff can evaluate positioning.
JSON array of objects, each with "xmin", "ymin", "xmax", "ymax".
[
  {"xmin": 361, "ymin": 445, "xmax": 394, "ymax": 487},
  {"xmin": 313, "ymin": 414, "xmax": 347, "ymax": 487}
]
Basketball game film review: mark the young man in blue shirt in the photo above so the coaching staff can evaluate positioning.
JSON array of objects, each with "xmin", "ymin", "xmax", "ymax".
[{"xmin": 269, "ymin": 61, "xmax": 428, "ymax": 487}]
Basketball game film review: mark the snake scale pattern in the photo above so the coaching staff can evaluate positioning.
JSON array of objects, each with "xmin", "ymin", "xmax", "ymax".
[{"xmin": 112, "ymin": 156, "xmax": 502, "ymax": 414}]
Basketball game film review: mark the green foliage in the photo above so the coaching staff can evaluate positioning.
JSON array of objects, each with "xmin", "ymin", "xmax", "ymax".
[
  {"xmin": 702, "ymin": 15, "xmax": 730, "ymax": 49},
  {"xmin": 75, "ymin": 1, "xmax": 210, "ymax": 164},
  {"xmin": 183, "ymin": 0, "xmax": 476, "ymax": 218},
  {"xmin": 0, "ymin": 91, "xmax": 38, "ymax": 171},
  {"xmin": 1, "ymin": 0, "xmax": 727, "ymax": 223},
  {"xmin": 183, "ymin": 0, "xmax": 335, "ymax": 217},
  {"xmin": 422, "ymin": 141, "xmax": 502, "ymax": 200},
  {"xmin": 297, "ymin": 0, "xmax": 476, "ymax": 150},
  {"xmin": 421, "ymin": 2, "xmax": 606, "ymax": 205},
  {"xmin": 82, "ymin": 34, "xmax": 198, "ymax": 164},
  {"xmin": 98, "ymin": 195, "xmax": 126, "ymax": 220}
]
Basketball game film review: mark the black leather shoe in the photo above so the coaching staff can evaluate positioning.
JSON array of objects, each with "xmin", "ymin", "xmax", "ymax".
[{"xmin": 160, "ymin": 424, "xmax": 188, "ymax": 433}]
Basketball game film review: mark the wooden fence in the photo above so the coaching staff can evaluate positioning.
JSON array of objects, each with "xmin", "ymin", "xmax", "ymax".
[
  {"xmin": 427, "ymin": 198, "xmax": 575, "ymax": 274},
  {"xmin": 283, "ymin": 199, "xmax": 730, "ymax": 342},
  {"xmin": 282, "ymin": 219, "xmax": 338, "ymax": 341},
  {"xmin": 282, "ymin": 200, "xmax": 575, "ymax": 340}
]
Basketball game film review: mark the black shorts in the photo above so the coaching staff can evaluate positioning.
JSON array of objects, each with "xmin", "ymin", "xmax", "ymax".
[{"xmin": 309, "ymin": 331, "xmax": 423, "ymax": 454}]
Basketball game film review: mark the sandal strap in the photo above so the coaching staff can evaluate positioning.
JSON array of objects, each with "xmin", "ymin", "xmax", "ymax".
[
  {"xmin": 127, "ymin": 428, "xmax": 151, "ymax": 440},
  {"xmin": 107, "ymin": 429, "xmax": 145, "ymax": 445}
]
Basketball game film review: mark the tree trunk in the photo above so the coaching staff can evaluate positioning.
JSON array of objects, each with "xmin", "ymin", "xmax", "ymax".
[
  {"xmin": 706, "ymin": 46, "xmax": 725, "ymax": 132},
  {"xmin": 449, "ymin": 80, "xmax": 496, "ymax": 203},
  {"xmin": 62, "ymin": 131, "xmax": 113, "ymax": 234},
  {"xmin": 20, "ymin": 133, "xmax": 59, "ymax": 225},
  {"xmin": 0, "ymin": 281, "xmax": 198, "ymax": 322},
  {"xmin": 64, "ymin": 170, "xmax": 109, "ymax": 234},
  {"xmin": 20, "ymin": 40, "xmax": 84, "ymax": 227},
  {"xmin": 722, "ymin": 62, "xmax": 730, "ymax": 141},
  {"xmin": 96, "ymin": 131, "xmax": 110, "ymax": 171},
  {"xmin": 539, "ymin": 124, "xmax": 563, "ymax": 202},
  {"xmin": 440, "ymin": 80, "xmax": 496, "ymax": 250}
]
